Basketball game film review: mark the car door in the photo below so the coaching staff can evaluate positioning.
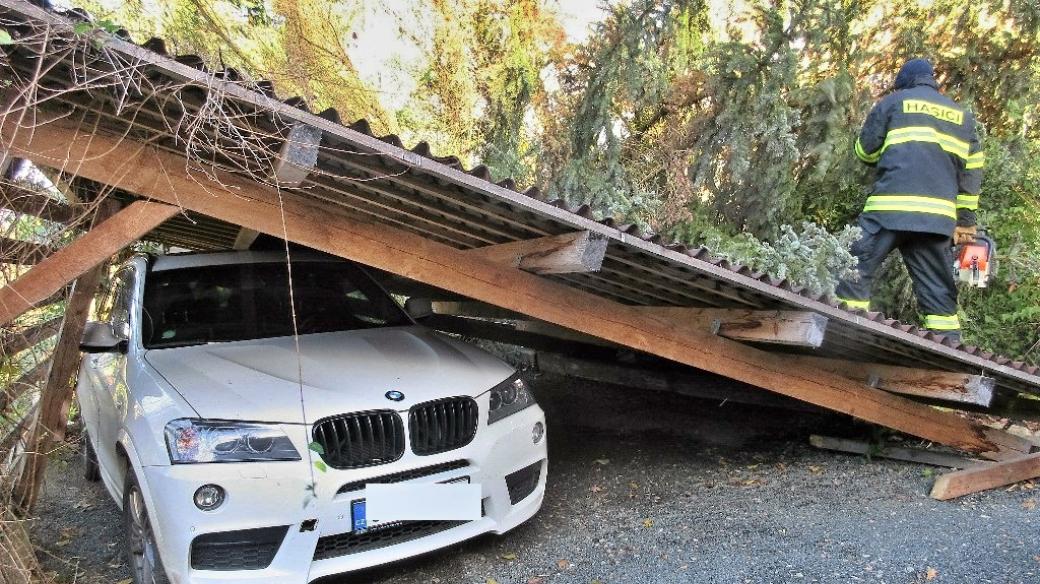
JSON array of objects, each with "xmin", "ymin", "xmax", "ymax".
[{"xmin": 92, "ymin": 267, "xmax": 135, "ymax": 482}]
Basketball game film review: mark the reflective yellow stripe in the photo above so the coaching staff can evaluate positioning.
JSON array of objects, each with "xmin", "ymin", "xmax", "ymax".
[
  {"xmin": 863, "ymin": 195, "xmax": 957, "ymax": 219},
  {"xmin": 837, "ymin": 297, "xmax": 870, "ymax": 310},
  {"xmin": 884, "ymin": 126, "xmax": 971, "ymax": 159},
  {"xmin": 855, "ymin": 137, "xmax": 882, "ymax": 163},
  {"xmin": 923, "ymin": 314, "xmax": 960, "ymax": 330},
  {"xmin": 956, "ymin": 193, "xmax": 980, "ymax": 210},
  {"xmin": 965, "ymin": 151, "xmax": 985, "ymax": 170}
]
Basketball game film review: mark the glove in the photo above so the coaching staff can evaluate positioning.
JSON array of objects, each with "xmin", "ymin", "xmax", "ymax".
[{"xmin": 954, "ymin": 225, "xmax": 977, "ymax": 245}]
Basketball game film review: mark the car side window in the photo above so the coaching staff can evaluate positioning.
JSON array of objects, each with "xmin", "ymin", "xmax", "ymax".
[{"xmin": 109, "ymin": 268, "xmax": 135, "ymax": 341}]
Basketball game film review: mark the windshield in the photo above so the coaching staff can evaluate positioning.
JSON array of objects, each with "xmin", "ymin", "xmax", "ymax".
[{"xmin": 141, "ymin": 260, "xmax": 411, "ymax": 348}]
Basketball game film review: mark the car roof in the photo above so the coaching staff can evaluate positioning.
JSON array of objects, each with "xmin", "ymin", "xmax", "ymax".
[{"xmin": 150, "ymin": 250, "xmax": 346, "ymax": 272}]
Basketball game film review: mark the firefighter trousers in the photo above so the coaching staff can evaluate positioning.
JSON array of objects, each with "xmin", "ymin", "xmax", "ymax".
[{"xmin": 835, "ymin": 216, "xmax": 960, "ymax": 334}]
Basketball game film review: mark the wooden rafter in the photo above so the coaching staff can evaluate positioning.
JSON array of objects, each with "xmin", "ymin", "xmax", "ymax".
[
  {"xmin": 802, "ymin": 356, "xmax": 995, "ymax": 407},
  {"xmin": 4, "ymin": 117, "xmax": 1034, "ymax": 461},
  {"xmin": 0, "ymin": 200, "xmax": 178, "ymax": 325},
  {"xmin": 931, "ymin": 452, "xmax": 1040, "ymax": 500},
  {"xmin": 467, "ymin": 231, "xmax": 609, "ymax": 274}
]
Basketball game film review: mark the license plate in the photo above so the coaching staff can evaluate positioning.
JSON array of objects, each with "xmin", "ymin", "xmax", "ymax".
[{"xmin": 352, "ymin": 476, "xmax": 472, "ymax": 532}]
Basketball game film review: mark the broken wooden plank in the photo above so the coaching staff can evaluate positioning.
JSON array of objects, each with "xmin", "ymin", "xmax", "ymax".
[
  {"xmin": 5, "ymin": 115, "xmax": 1034, "ymax": 461},
  {"xmin": 467, "ymin": 231, "xmax": 608, "ymax": 274},
  {"xmin": 0, "ymin": 200, "xmax": 177, "ymax": 325},
  {"xmin": 930, "ymin": 451, "xmax": 1040, "ymax": 500},
  {"xmin": 636, "ymin": 307, "xmax": 829, "ymax": 348},
  {"xmin": 274, "ymin": 122, "xmax": 322, "ymax": 187},
  {"xmin": 801, "ymin": 356, "xmax": 995, "ymax": 407},
  {"xmin": 537, "ymin": 352, "xmax": 820, "ymax": 412},
  {"xmin": 809, "ymin": 434, "xmax": 987, "ymax": 469}
]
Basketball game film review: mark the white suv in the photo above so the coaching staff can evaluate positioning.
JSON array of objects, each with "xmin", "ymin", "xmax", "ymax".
[{"xmin": 76, "ymin": 251, "xmax": 547, "ymax": 584}]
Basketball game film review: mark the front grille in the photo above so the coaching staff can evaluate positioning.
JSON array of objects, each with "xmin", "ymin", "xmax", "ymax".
[
  {"xmin": 408, "ymin": 396, "xmax": 479, "ymax": 456},
  {"xmin": 337, "ymin": 460, "xmax": 469, "ymax": 495},
  {"xmin": 190, "ymin": 526, "xmax": 289, "ymax": 571},
  {"xmin": 313, "ymin": 519, "xmax": 465, "ymax": 560},
  {"xmin": 312, "ymin": 410, "xmax": 405, "ymax": 469},
  {"xmin": 505, "ymin": 461, "xmax": 543, "ymax": 504}
]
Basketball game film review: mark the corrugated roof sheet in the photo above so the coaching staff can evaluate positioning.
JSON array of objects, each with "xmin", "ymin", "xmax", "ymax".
[{"xmin": 1, "ymin": 0, "xmax": 1038, "ymax": 400}]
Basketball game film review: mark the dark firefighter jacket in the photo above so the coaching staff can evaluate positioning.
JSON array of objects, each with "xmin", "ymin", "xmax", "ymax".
[{"xmin": 854, "ymin": 78, "xmax": 984, "ymax": 236}]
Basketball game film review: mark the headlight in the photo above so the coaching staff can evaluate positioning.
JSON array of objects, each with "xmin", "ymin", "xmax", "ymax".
[
  {"xmin": 487, "ymin": 374, "xmax": 536, "ymax": 424},
  {"xmin": 164, "ymin": 419, "xmax": 301, "ymax": 464}
]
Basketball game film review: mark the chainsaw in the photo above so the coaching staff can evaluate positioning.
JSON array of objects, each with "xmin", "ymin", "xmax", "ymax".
[{"xmin": 953, "ymin": 230, "xmax": 996, "ymax": 288}]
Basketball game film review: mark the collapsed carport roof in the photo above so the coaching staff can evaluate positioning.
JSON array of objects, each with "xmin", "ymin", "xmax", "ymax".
[{"xmin": 1, "ymin": 0, "xmax": 1039, "ymax": 461}]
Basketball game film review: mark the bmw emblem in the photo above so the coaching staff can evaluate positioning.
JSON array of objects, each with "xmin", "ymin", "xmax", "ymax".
[{"xmin": 385, "ymin": 390, "xmax": 405, "ymax": 402}]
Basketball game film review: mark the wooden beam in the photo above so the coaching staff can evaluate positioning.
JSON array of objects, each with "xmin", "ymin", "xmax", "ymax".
[
  {"xmin": 0, "ymin": 200, "xmax": 177, "ymax": 325},
  {"xmin": 12, "ymin": 200, "xmax": 117, "ymax": 511},
  {"xmin": 232, "ymin": 227, "xmax": 260, "ymax": 250},
  {"xmin": 0, "ymin": 316, "xmax": 61, "ymax": 358},
  {"xmin": 809, "ymin": 435, "xmax": 987, "ymax": 469},
  {"xmin": 4, "ymin": 116, "xmax": 1034, "ymax": 461},
  {"xmin": 636, "ymin": 307, "xmax": 829, "ymax": 348},
  {"xmin": 274, "ymin": 123, "xmax": 322, "ymax": 187},
  {"xmin": 0, "ymin": 237, "xmax": 54, "ymax": 265},
  {"xmin": 536, "ymin": 352, "xmax": 820, "ymax": 412},
  {"xmin": 467, "ymin": 230, "xmax": 608, "ymax": 274},
  {"xmin": 430, "ymin": 300, "xmax": 522, "ymax": 321},
  {"xmin": 801, "ymin": 356, "xmax": 995, "ymax": 407},
  {"xmin": 930, "ymin": 451, "xmax": 1040, "ymax": 500}
]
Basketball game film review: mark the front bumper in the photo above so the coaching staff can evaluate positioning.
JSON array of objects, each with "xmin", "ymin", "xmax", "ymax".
[{"xmin": 141, "ymin": 405, "xmax": 547, "ymax": 583}]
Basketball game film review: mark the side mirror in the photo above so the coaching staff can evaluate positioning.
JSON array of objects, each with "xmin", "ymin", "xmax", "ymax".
[
  {"xmin": 404, "ymin": 297, "xmax": 433, "ymax": 320},
  {"xmin": 80, "ymin": 321, "xmax": 127, "ymax": 354}
]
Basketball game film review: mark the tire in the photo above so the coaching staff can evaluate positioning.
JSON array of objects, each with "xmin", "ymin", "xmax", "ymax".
[
  {"xmin": 123, "ymin": 471, "xmax": 171, "ymax": 584},
  {"xmin": 81, "ymin": 432, "xmax": 101, "ymax": 482}
]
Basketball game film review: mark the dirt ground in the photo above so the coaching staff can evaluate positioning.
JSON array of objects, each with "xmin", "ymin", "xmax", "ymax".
[{"xmin": 29, "ymin": 374, "xmax": 1040, "ymax": 584}]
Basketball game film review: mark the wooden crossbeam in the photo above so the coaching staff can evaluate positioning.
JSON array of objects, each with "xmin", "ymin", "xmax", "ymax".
[
  {"xmin": 430, "ymin": 300, "xmax": 521, "ymax": 320},
  {"xmin": 274, "ymin": 122, "xmax": 322, "ymax": 187},
  {"xmin": 0, "ymin": 315, "xmax": 61, "ymax": 358},
  {"xmin": 232, "ymin": 227, "xmax": 260, "ymax": 250},
  {"xmin": 636, "ymin": 306, "xmax": 828, "ymax": 348},
  {"xmin": 930, "ymin": 451, "xmax": 1040, "ymax": 500},
  {"xmin": 467, "ymin": 231, "xmax": 609, "ymax": 274},
  {"xmin": 4, "ymin": 116, "xmax": 1035, "ymax": 461},
  {"xmin": 802, "ymin": 356, "xmax": 995, "ymax": 407},
  {"xmin": 0, "ymin": 200, "xmax": 178, "ymax": 325}
]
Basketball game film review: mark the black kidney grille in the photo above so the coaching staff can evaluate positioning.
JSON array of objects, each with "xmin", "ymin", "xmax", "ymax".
[
  {"xmin": 408, "ymin": 397, "xmax": 479, "ymax": 456},
  {"xmin": 312, "ymin": 411, "xmax": 405, "ymax": 469}
]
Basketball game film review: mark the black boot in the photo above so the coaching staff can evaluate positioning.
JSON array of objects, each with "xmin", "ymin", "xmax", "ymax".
[{"xmin": 930, "ymin": 329, "xmax": 961, "ymax": 344}]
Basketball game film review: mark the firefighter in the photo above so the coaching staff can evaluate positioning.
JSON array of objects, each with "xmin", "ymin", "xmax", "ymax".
[{"xmin": 835, "ymin": 58, "xmax": 983, "ymax": 342}]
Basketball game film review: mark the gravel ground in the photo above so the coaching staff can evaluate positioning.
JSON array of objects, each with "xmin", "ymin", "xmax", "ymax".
[{"xmin": 29, "ymin": 374, "xmax": 1040, "ymax": 584}]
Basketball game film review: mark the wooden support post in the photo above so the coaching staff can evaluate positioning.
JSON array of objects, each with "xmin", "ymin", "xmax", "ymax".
[
  {"xmin": 11, "ymin": 200, "xmax": 118, "ymax": 511},
  {"xmin": 930, "ymin": 451, "xmax": 1040, "ymax": 500},
  {"xmin": 274, "ymin": 123, "xmax": 322, "ymax": 187},
  {"xmin": 809, "ymin": 435, "xmax": 987, "ymax": 469},
  {"xmin": 636, "ymin": 307, "xmax": 829, "ymax": 348},
  {"xmin": 4, "ymin": 116, "xmax": 1034, "ymax": 461},
  {"xmin": 801, "ymin": 356, "xmax": 995, "ymax": 407},
  {"xmin": 467, "ymin": 231, "xmax": 609, "ymax": 274},
  {"xmin": 0, "ymin": 200, "xmax": 178, "ymax": 325}
]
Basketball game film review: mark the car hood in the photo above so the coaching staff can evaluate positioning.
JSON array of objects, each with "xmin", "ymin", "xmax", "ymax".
[{"xmin": 143, "ymin": 326, "xmax": 514, "ymax": 423}]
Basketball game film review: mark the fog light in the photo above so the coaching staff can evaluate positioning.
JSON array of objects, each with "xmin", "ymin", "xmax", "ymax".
[
  {"xmin": 531, "ymin": 421, "xmax": 545, "ymax": 444},
  {"xmin": 194, "ymin": 484, "xmax": 225, "ymax": 511}
]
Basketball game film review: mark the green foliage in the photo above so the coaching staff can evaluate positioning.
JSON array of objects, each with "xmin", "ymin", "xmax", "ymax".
[{"xmin": 0, "ymin": 28, "xmax": 14, "ymax": 45}]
